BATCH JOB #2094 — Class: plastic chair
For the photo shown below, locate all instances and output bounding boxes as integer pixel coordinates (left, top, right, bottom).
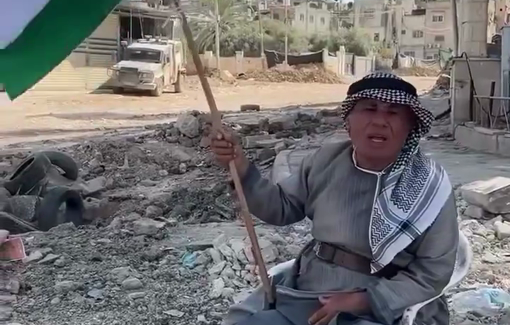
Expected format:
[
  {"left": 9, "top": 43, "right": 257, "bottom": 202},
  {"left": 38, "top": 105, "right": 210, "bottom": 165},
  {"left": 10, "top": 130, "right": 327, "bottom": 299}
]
[
  {"left": 399, "top": 230, "right": 472, "bottom": 325},
  {"left": 267, "top": 230, "right": 473, "bottom": 325}
]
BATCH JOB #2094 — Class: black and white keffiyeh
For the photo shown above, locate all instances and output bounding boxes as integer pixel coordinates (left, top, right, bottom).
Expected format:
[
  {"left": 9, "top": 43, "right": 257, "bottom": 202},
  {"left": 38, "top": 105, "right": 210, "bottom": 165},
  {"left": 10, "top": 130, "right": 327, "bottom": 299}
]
[{"left": 341, "top": 72, "right": 452, "bottom": 273}]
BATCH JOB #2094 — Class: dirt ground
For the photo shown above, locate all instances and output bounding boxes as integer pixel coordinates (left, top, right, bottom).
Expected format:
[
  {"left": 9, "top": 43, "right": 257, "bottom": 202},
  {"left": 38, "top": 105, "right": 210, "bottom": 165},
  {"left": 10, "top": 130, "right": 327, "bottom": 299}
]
[{"left": 0, "top": 76, "right": 437, "bottom": 147}]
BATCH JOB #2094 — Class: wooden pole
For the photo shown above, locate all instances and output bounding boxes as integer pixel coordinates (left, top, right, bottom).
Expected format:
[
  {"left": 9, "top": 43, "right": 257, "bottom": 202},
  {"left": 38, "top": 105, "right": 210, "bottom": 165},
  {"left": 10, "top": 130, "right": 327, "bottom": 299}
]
[{"left": 172, "top": 0, "right": 274, "bottom": 306}]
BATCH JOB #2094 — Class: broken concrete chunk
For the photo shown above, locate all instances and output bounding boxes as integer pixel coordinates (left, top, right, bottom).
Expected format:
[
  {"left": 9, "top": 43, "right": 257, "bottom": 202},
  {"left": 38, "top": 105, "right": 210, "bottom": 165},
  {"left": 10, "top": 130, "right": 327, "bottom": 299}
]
[
  {"left": 461, "top": 177, "right": 510, "bottom": 214},
  {"left": 132, "top": 218, "right": 166, "bottom": 236},
  {"left": 175, "top": 114, "right": 200, "bottom": 138},
  {"left": 242, "top": 135, "right": 284, "bottom": 149},
  {"left": 495, "top": 221, "right": 510, "bottom": 239},
  {"left": 463, "top": 205, "right": 495, "bottom": 220}
]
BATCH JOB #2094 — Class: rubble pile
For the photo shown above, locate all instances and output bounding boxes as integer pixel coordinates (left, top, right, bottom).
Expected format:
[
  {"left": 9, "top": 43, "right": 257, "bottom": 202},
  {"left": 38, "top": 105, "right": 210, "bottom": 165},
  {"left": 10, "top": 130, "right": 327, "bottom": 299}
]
[
  {"left": 239, "top": 64, "right": 345, "bottom": 84},
  {"left": 449, "top": 177, "right": 510, "bottom": 324},
  {"left": 394, "top": 66, "right": 439, "bottom": 77}
]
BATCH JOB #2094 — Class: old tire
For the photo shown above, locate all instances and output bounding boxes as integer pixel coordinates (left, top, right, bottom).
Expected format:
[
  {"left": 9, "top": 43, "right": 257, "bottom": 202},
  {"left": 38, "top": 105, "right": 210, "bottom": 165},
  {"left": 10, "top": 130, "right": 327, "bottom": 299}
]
[
  {"left": 36, "top": 186, "right": 85, "bottom": 231},
  {"left": 151, "top": 78, "right": 163, "bottom": 97},
  {"left": 240, "top": 104, "right": 261, "bottom": 112},
  {"left": 40, "top": 151, "right": 79, "bottom": 181},
  {"left": 113, "top": 87, "right": 124, "bottom": 94},
  {"left": 174, "top": 73, "right": 182, "bottom": 93},
  {"left": 4, "top": 153, "right": 52, "bottom": 195}
]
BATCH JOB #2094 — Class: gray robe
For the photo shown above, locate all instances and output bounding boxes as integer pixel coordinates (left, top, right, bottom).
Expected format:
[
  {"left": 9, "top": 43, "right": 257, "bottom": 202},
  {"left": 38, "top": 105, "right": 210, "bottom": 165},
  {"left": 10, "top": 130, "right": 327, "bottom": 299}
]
[{"left": 223, "top": 141, "right": 459, "bottom": 325}]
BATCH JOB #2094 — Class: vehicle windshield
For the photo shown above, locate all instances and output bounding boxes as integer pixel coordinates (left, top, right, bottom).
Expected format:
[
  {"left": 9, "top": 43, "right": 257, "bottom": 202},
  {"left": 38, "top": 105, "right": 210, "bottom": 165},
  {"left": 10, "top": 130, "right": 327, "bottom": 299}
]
[{"left": 125, "top": 49, "right": 162, "bottom": 63}]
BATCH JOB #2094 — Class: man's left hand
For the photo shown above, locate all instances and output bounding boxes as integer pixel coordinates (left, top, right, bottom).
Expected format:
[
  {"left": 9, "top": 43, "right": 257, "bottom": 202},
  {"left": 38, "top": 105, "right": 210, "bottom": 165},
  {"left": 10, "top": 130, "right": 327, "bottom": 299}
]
[{"left": 308, "top": 292, "right": 371, "bottom": 325}]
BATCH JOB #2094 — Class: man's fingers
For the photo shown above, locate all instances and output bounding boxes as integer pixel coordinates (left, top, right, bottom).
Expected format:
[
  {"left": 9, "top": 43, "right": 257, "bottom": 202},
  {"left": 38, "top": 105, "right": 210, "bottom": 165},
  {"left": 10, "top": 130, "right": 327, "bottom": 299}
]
[
  {"left": 315, "top": 314, "right": 334, "bottom": 325},
  {"left": 308, "top": 307, "right": 328, "bottom": 325}
]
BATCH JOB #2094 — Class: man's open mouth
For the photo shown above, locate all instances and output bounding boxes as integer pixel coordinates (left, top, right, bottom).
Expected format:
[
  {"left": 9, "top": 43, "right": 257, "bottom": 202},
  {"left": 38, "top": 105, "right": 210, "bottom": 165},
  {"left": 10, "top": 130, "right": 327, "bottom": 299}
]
[{"left": 368, "top": 135, "right": 387, "bottom": 143}]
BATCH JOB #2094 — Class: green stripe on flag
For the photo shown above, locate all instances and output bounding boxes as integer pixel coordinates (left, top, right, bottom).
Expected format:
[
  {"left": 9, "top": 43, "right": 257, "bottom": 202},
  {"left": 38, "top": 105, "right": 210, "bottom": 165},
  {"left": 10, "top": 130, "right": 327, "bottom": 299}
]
[{"left": 0, "top": 0, "right": 121, "bottom": 100}]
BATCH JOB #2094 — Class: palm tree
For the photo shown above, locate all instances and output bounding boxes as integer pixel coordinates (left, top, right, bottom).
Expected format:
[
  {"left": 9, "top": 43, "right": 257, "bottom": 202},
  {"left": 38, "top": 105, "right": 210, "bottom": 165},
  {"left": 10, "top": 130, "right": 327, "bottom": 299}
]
[{"left": 189, "top": 0, "right": 254, "bottom": 53}]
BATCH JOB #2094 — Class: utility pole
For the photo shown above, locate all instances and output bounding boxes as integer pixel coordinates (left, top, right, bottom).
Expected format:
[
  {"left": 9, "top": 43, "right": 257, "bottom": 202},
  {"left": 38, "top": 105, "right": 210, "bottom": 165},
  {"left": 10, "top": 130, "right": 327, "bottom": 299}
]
[
  {"left": 450, "top": 0, "right": 459, "bottom": 56},
  {"left": 305, "top": 0, "right": 309, "bottom": 34},
  {"left": 215, "top": 0, "right": 221, "bottom": 72},
  {"left": 284, "top": 0, "right": 289, "bottom": 68},
  {"left": 258, "top": 0, "right": 265, "bottom": 56}
]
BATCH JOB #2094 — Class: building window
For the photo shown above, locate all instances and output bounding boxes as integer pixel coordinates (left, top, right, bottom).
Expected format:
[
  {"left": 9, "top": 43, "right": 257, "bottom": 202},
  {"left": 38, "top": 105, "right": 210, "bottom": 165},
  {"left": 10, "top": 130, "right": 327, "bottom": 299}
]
[
  {"left": 309, "top": 15, "right": 314, "bottom": 23},
  {"left": 433, "top": 54, "right": 439, "bottom": 59},
  {"left": 320, "top": 17, "right": 325, "bottom": 25},
  {"left": 403, "top": 51, "right": 415, "bottom": 57},
  {"left": 506, "top": 13, "right": 510, "bottom": 23},
  {"left": 434, "top": 35, "right": 445, "bottom": 42},
  {"left": 374, "top": 33, "right": 380, "bottom": 42},
  {"left": 412, "top": 30, "right": 423, "bottom": 38},
  {"left": 401, "top": 30, "right": 406, "bottom": 35},
  {"left": 432, "top": 14, "right": 444, "bottom": 22},
  {"left": 300, "top": 14, "right": 305, "bottom": 21},
  {"left": 273, "top": 13, "right": 280, "bottom": 20}
]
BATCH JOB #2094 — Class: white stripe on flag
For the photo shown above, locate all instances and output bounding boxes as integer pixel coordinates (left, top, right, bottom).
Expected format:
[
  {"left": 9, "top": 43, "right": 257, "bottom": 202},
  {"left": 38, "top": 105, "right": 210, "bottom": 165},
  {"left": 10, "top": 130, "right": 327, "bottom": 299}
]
[{"left": 0, "top": 0, "right": 50, "bottom": 49}]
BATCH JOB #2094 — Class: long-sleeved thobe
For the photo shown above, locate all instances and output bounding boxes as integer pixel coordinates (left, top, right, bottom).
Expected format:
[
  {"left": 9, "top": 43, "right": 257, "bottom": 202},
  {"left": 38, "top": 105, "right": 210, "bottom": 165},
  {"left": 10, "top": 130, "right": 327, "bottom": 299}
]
[{"left": 223, "top": 141, "right": 459, "bottom": 325}]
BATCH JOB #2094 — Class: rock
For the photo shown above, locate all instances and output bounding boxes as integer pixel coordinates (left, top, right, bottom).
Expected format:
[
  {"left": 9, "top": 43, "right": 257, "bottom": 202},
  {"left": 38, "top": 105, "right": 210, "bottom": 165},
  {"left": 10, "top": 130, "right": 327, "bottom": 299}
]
[
  {"left": 158, "top": 169, "right": 169, "bottom": 177},
  {"left": 54, "top": 281, "right": 80, "bottom": 294},
  {"left": 208, "top": 248, "right": 223, "bottom": 264},
  {"left": 83, "top": 197, "right": 110, "bottom": 221},
  {"left": 108, "top": 217, "right": 123, "bottom": 230},
  {"left": 38, "top": 253, "right": 60, "bottom": 264},
  {"left": 229, "top": 239, "right": 248, "bottom": 264},
  {"left": 213, "top": 234, "right": 228, "bottom": 248},
  {"left": 86, "top": 289, "right": 104, "bottom": 300},
  {"left": 178, "top": 163, "right": 187, "bottom": 174},
  {"left": 464, "top": 205, "right": 495, "bottom": 219},
  {"left": 3, "top": 280, "right": 19, "bottom": 294},
  {"left": 208, "top": 261, "right": 227, "bottom": 276},
  {"left": 221, "top": 287, "right": 235, "bottom": 299},
  {"left": 243, "top": 135, "right": 284, "bottom": 149},
  {"left": 209, "top": 278, "right": 225, "bottom": 299},
  {"left": 5, "top": 196, "right": 39, "bottom": 222},
  {"left": 176, "top": 114, "right": 200, "bottom": 138},
  {"left": 171, "top": 147, "right": 193, "bottom": 162},
  {"left": 461, "top": 177, "right": 510, "bottom": 214},
  {"left": 144, "top": 205, "right": 163, "bottom": 219},
  {"left": 128, "top": 292, "right": 147, "bottom": 300},
  {"left": 218, "top": 243, "right": 235, "bottom": 260},
  {"left": 220, "top": 70, "right": 236, "bottom": 83},
  {"left": 185, "top": 240, "right": 213, "bottom": 252},
  {"left": 482, "top": 252, "right": 500, "bottom": 263},
  {"left": 495, "top": 221, "right": 510, "bottom": 239},
  {"left": 80, "top": 176, "right": 107, "bottom": 196},
  {"left": 132, "top": 218, "right": 166, "bottom": 236},
  {"left": 23, "top": 250, "right": 44, "bottom": 263},
  {"left": 122, "top": 277, "right": 143, "bottom": 291},
  {"left": 0, "top": 295, "right": 15, "bottom": 304},
  {"left": 197, "top": 314, "right": 208, "bottom": 323},
  {"left": 110, "top": 267, "right": 133, "bottom": 284},
  {"left": 244, "top": 238, "right": 278, "bottom": 263},
  {"left": 164, "top": 309, "right": 185, "bottom": 318}
]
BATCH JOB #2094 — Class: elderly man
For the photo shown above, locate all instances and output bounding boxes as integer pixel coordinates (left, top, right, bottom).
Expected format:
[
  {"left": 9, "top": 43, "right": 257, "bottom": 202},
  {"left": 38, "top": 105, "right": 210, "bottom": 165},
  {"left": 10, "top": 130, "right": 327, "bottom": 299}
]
[{"left": 210, "top": 73, "right": 458, "bottom": 325}]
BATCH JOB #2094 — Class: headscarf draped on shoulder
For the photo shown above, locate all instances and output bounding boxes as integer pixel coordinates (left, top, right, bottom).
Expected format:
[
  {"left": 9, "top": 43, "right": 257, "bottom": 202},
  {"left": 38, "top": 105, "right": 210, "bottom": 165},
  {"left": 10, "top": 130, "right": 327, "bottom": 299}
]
[{"left": 341, "top": 72, "right": 452, "bottom": 272}]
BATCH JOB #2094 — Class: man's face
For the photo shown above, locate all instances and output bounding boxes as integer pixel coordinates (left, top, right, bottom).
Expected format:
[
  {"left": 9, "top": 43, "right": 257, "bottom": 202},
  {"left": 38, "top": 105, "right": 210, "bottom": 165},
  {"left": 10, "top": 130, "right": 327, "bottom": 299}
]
[{"left": 347, "top": 98, "right": 416, "bottom": 161}]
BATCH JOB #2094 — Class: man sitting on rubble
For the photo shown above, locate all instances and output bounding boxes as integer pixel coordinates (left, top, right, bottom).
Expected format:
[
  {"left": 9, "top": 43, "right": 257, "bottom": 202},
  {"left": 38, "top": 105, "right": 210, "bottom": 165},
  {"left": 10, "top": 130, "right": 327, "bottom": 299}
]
[{"left": 210, "top": 73, "right": 459, "bottom": 325}]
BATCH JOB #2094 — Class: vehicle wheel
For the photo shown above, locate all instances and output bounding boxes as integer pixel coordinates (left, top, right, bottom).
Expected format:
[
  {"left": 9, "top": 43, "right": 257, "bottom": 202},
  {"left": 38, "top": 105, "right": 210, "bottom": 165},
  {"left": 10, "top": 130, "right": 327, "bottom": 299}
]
[
  {"left": 4, "top": 153, "right": 52, "bottom": 195},
  {"left": 36, "top": 186, "right": 85, "bottom": 231},
  {"left": 40, "top": 151, "right": 79, "bottom": 181},
  {"left": 151, "top": 78, "right": 163, "bottom": 97},
  {"left": 174, "top": 73, "right": 182, "bottom": 93},
  {"left": 113, "top": 87, "right": 124, "bottom": 94}
]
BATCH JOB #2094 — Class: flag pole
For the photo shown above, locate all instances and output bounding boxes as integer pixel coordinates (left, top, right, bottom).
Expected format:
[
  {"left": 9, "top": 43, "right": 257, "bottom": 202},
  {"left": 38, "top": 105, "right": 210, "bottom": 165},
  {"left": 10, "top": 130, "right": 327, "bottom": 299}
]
[{"left": 171, "top": 0, "right": 275, "bottom": 307}]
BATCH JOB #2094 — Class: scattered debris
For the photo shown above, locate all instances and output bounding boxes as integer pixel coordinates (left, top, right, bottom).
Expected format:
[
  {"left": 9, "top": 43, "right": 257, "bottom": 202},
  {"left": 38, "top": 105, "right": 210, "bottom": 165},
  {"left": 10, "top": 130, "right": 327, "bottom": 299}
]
[{"left": 238, "top": 64, "right": 345, "bottom": 84}]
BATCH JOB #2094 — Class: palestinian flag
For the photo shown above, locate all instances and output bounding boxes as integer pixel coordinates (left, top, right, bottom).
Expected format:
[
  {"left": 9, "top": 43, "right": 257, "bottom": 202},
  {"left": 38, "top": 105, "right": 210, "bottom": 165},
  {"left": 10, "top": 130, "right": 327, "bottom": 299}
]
[{"left": 0, "top": 0, "right": 121, "bottom": 100}]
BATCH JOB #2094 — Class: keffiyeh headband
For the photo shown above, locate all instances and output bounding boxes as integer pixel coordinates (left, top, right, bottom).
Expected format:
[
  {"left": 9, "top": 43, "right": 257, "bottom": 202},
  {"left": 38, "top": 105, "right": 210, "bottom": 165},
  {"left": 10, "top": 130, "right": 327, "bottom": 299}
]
[{"left": 341, "top": 73, "right": 452, "bottom": 272}]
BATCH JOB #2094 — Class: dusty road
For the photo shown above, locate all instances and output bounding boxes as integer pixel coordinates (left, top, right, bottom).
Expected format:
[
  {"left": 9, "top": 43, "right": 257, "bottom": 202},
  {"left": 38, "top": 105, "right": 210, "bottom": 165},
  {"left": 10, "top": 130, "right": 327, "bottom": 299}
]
[{"left": 0, "top": 76, "right": 437, "bottom": 146}]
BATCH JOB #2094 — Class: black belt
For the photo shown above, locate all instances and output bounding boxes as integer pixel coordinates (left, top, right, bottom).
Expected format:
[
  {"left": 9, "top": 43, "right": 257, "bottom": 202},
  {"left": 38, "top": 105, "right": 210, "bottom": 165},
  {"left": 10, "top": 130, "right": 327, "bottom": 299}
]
[{"left": 314, "top": 241, "right": 401, "bottom": 279}]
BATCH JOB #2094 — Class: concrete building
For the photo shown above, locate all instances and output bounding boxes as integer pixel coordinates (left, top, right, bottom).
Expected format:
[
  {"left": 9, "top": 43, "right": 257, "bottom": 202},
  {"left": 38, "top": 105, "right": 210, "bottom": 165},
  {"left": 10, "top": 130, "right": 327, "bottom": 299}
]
[
  {"left": 421, "top": 0, "right": 454, "bottom": 59},
  {"left": 400, "top": 8, "right": 427, "bottom": 59},
  {"left": 353, "top": 0, "right": 389, "bottom": 43},
  {"left": 293, "top": 1, "right": 332, "bottom": 34},
  {"left": 495, "top": 0, "right": 510, "bottom": 31}
]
